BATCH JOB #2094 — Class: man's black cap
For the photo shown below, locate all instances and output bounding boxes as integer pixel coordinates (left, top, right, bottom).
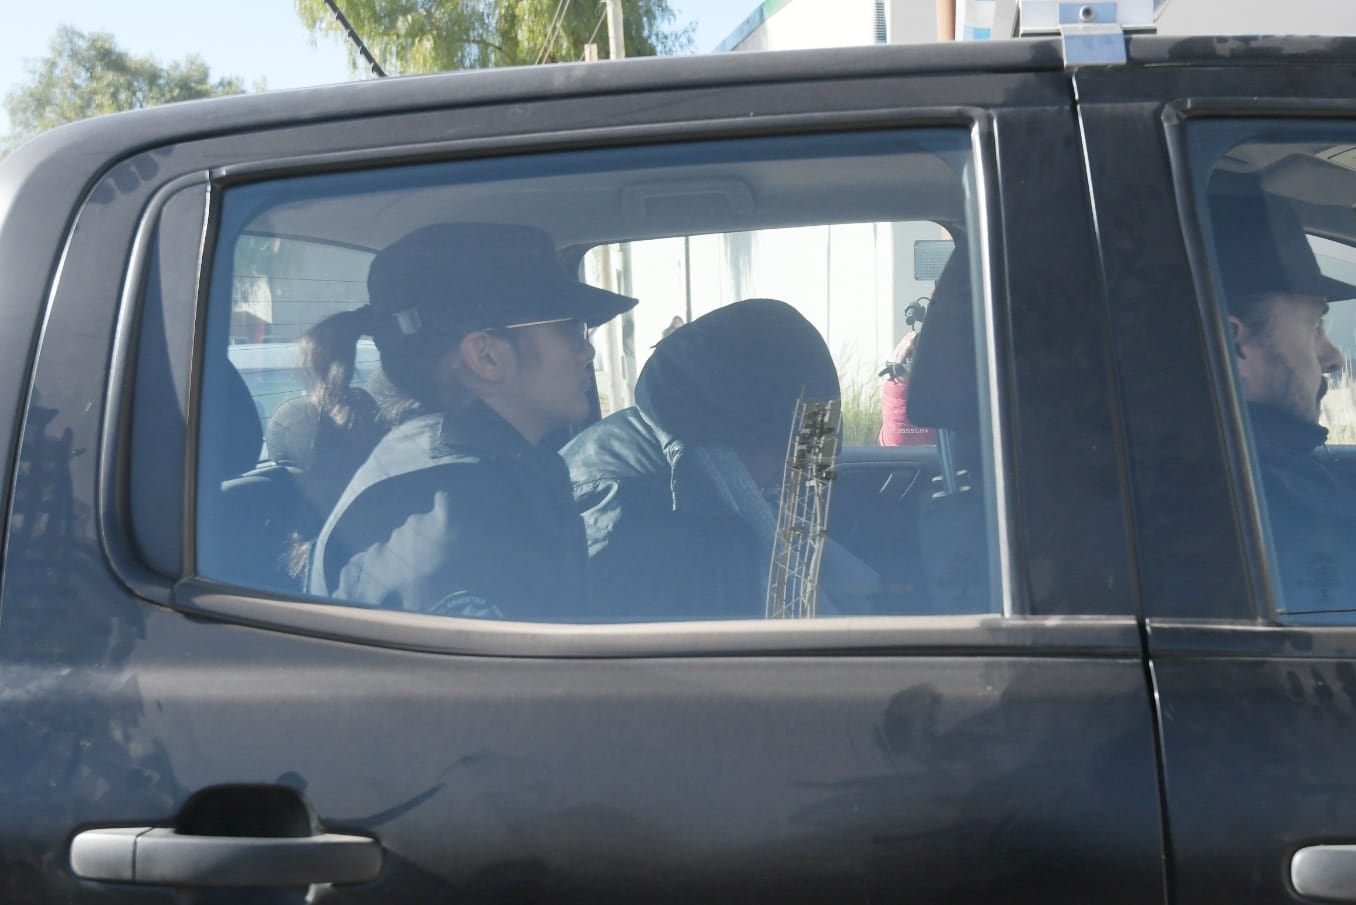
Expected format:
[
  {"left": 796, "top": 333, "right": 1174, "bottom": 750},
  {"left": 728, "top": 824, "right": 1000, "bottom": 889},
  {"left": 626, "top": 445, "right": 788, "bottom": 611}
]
[
  {"left": 367, "top": 222, "right": 637, "bottom": 349},
  {"left": 1207, "top": 176, "right": 1346, "bottom": 310}
]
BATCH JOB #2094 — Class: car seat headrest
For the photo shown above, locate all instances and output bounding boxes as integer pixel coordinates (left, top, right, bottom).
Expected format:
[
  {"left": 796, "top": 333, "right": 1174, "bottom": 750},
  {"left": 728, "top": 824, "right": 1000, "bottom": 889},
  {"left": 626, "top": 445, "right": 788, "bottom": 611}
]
[
  {"left": 907, "top": 245, "right": 980, "bottom": 435},
  {"left": 636, "top": 298, "right": 839, "bottom": 452}
]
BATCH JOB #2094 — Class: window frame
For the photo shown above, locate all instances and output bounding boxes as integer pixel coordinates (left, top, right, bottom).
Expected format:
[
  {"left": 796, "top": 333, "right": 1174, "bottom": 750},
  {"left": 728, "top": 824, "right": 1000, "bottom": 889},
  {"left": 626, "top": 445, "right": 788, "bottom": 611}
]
[
  {"left": 187, "top": 120, "right": 1014, "bottom": 639},
  {"left": 1166, "top": 108, "right": 1356, "bottom": 625},
  {"left": 106, "top": 87, "right": 1137, "bottom": 657},
  {"left": 102, "top": 173, "right": 210, "bottom": 604}
]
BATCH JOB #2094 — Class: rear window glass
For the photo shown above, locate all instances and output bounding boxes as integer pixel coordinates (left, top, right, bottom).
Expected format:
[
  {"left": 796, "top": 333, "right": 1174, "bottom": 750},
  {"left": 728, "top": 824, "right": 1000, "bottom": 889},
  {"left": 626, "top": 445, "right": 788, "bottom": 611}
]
[
  {"left": 195, "top": 130, "right": 1001, "bottom": 624},
  {"left": 1187, "top": 121, "right": 1356, "bottom": 622}
]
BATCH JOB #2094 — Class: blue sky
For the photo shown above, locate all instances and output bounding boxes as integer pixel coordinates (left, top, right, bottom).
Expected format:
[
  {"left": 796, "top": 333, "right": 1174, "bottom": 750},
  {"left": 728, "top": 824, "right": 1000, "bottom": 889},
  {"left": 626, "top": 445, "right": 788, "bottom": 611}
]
[{"left": 1, "top": 0, "right": 753, "bottom": 134}]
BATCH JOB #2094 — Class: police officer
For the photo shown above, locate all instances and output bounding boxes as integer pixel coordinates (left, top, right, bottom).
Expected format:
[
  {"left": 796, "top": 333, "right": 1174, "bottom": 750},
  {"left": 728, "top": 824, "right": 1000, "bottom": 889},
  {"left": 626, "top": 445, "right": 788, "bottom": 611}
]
[
  {"left": 1212, "top": 179, "right": 1356, "bottom": 614},
  {"left": 308, "top": 222, "right": 636, "bottom": 620}
]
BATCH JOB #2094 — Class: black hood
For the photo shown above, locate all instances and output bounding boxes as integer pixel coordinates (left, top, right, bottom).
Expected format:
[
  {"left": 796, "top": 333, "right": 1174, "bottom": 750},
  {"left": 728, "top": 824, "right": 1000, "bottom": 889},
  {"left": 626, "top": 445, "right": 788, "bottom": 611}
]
[{"left": 634, "top": 298, "right": 839, "bottom": 452}]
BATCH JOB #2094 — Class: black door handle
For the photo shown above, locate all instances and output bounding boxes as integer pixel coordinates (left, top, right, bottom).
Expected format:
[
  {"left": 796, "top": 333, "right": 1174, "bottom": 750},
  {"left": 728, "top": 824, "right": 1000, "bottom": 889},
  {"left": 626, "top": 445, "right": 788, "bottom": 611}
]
[
  {"left": 70, "top": 826, "right": 382, "bottom": 886},
  {"left": 1293, "top": 845, "right": 1356, "bottom": 901}
]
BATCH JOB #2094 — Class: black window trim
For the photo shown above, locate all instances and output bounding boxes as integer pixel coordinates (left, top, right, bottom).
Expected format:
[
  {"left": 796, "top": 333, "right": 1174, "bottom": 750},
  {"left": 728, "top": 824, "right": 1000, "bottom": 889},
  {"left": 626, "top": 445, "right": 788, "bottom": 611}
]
[
  {"left": 172, "top": 577, "right": 1144, "bottom": 658},
  {"left": 100, "top": 170, "right": 211, "bottom": 608}
]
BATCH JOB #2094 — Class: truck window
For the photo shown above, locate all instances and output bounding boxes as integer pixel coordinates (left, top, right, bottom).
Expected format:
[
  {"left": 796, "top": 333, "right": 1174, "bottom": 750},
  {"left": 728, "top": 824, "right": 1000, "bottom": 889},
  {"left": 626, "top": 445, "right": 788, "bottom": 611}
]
[
  {"left": 194, "top": 129, "right": 1003, "bottom": 623},
  {"left": 1187, "top": 121, "right": 1356, "bottom": 621}
]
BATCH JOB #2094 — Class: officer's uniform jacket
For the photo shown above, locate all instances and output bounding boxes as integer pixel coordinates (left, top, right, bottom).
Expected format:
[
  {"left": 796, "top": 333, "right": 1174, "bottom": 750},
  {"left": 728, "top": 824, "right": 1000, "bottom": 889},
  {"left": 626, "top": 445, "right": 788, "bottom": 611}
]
[
  {"left": 1250, "top": 402, "right": 1356, "bottom": 616},
  {"left": 309, "top": 400, "right": 587, "bottom": 619}
]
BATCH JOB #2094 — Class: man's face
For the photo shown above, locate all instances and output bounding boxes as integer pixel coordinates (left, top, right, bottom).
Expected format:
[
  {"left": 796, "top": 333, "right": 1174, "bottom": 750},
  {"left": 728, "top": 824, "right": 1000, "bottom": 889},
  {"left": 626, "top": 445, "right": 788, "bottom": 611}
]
[
  {"left": 501, "top": 318, "right": 596, "bottom": 443},
  {"left": 1233, "top": 294, "right": 1345, "bottom": 425}
]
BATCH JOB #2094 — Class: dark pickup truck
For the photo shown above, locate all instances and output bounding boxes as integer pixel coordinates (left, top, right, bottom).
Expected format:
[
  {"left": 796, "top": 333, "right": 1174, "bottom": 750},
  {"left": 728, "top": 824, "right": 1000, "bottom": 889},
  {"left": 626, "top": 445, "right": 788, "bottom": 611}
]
[{"left": 4, "top": 19, "right": 1356, "bottom": 905}]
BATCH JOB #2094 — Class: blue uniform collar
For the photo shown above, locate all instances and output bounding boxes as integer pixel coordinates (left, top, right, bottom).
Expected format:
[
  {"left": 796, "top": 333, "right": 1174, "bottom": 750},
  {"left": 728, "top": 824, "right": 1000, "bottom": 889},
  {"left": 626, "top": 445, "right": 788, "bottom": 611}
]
[
  {"left": 436, "top": 399, "right": 539, "bottom": 459},
  {"left": 1248, "top": 403, "right": 1329, "bottom": 456}
]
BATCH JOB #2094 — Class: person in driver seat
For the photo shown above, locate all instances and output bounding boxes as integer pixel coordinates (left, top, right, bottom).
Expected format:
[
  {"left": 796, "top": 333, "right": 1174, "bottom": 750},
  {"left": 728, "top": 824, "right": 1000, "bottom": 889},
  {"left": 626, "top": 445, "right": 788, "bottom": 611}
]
[
  {"left": 308, "top": 222, "right": 636, "bottom": 619},
  {"left": 1212, "top": 179, "right": 1356, "bottom": 615}
]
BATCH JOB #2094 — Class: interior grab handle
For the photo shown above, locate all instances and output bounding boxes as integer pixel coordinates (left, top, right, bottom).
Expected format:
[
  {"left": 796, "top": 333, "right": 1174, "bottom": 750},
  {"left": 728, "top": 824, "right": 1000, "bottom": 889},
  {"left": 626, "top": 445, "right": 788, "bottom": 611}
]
[
  {"left": 70, "top": 826, "right": 382, "bottom": 887},
  {"left": 1293, "top": 845, "right": 1356, "bottom": 901}
]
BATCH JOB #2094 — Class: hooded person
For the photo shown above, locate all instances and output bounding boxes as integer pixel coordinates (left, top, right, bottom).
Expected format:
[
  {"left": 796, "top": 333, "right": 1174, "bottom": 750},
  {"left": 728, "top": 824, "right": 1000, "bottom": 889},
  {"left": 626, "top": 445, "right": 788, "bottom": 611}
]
[
  {"left": 1210, "top": 175, "right": 1356, "bottom": 614},
  {"left": 562, "top": 298, "right": 879, "bottom": 622},
  {"left": 307, "top": 222, "right": 636, "bottom": 619}
]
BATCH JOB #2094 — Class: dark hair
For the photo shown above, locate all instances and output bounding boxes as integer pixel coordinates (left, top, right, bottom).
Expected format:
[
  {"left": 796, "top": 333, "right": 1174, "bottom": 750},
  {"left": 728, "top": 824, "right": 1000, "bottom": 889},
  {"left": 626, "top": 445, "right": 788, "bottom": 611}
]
[
  {"left": 365, "top": 365, "right": 427, "bottom": 428},
  {"left": 298, "top": 307, "right": 377, "bottom": 428},
  {"left": 379, "top": 323, "right": 540, "bottom": 417},
  {"left": 303, "top": 305, "right": 457, "bottom": 421},
  {"left": 1227, "top": 293, "right": 1277, "bottom": 337}
]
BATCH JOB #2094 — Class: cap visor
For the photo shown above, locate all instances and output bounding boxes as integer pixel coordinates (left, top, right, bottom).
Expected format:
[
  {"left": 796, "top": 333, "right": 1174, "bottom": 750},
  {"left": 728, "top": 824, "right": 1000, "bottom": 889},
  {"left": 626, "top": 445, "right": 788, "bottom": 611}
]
[
  {"left": 1320, "top": 274, "right": 1356, "bottom": 302},
  {"left": 567, "top": 281, "right": 638, "bottom": 327}
]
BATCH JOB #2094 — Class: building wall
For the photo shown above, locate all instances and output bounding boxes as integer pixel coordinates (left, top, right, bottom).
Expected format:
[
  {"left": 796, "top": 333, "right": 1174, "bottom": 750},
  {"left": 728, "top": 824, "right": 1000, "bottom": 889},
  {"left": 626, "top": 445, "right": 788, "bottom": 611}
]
[
  {"left": 888, "top": 0, "right": 942, "bottom": 43},
  {"left": 722, "top": 0, "right": 879, "bottom": 52},
  {"left": 709, "top": 2, "right": 960, "bottom": 394},
  {"left": 596, "top": 222, "right": 949, "bottom": 376},
  {"left": 581, "top": 218, "right": 952, "bottom": 421},
  {"left": 720, "top": 0, "right": 1356, "bottom": 51},
  {"left": 721, "top": 0, "right": 942, "bottom": 51},
  {"left": 1155, "top": 0, "right": 1356, "bottom": 36}
]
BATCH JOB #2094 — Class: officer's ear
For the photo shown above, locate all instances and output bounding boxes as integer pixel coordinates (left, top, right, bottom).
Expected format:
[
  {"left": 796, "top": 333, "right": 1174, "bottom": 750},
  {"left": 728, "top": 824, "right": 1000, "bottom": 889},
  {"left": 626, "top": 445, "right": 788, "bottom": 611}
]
[
  {"left": 1227, "top": 315, "right": 1249, "bottom": 360},
  {"left": 456, "top": 330, "right": 512, "bottom": 383}
]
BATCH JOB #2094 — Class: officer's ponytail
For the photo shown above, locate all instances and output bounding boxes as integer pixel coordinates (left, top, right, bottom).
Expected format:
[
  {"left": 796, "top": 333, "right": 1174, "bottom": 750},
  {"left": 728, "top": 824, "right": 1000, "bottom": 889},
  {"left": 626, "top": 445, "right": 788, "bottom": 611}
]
[{"left": 298, "top": 306, "right": 377, "bottom": 429}]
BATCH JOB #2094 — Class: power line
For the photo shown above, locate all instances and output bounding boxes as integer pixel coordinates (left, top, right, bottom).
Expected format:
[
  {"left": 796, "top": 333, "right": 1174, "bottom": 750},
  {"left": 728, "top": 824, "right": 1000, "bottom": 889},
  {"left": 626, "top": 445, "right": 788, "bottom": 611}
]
[
  {"left": 323, "top": 0, "right": 387, "bottom": 77},
  {"left": 536, "top": 0, "right": 572, "bottom": 64},
  {"left": 535, "top": 0, "right": 574, "bottom": 64},
  {"left": 581, "top": 3, "right": 608, "bottom": 59}
]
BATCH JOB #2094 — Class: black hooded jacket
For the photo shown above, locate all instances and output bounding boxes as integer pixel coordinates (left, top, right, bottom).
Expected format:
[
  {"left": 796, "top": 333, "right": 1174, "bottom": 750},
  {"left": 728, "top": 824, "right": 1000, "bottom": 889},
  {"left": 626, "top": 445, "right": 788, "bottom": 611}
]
[
  {"left": 560, "top": 299, "right": 839, "bottom": 622},
  {"left": 1249, "top": 403, "right": 1356, "bottom": 616}
]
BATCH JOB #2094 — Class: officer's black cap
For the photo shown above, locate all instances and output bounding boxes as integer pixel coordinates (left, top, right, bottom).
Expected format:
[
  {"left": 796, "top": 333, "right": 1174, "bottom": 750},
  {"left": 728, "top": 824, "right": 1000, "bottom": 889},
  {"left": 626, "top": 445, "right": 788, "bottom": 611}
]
[
  {"left": 1206, "top": 175, "right": 1347, "bottom": 313},
  {"left": 367, "top": 222, "right": 637, "bottom": 350}
]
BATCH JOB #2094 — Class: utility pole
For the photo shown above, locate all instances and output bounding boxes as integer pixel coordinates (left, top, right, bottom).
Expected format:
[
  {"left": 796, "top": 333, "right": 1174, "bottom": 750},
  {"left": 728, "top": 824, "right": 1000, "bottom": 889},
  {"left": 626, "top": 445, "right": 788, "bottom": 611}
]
[
  {"left": 606, "top": 0, "right": 626, "bottom": 59},
  {"left": 937, "top": 0, "right": 956, "bottom": 40}
]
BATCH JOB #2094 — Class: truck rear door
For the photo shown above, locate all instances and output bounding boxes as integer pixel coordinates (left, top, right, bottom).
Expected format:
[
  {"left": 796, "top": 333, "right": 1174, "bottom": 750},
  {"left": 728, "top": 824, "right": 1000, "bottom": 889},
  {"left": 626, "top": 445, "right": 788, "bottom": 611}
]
[{"left": 0, "top": 46, "right": 1165, "bottom": 904}]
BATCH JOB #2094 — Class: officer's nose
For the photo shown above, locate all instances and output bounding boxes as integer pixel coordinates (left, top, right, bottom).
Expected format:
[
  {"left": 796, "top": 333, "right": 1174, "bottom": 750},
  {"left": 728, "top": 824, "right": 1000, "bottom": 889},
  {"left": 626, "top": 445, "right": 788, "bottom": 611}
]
[{"left": 1319, "top": 329, "right": 1344, "bottom": 374}]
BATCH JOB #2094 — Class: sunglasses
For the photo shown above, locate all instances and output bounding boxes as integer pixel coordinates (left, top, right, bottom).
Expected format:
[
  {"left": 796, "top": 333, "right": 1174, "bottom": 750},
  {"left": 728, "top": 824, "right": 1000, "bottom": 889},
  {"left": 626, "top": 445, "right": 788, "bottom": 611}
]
[{"left": 493, "top": 317, "right": 593, "bottom": 347}]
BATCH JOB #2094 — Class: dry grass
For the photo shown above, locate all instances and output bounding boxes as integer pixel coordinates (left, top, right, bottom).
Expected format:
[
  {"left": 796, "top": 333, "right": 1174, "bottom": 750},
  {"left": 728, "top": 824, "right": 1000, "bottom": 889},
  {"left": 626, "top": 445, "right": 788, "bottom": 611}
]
[
  {"left": 1322, "top": 370, "right": 1356, "bottom": 443},
  {"left": 836, "top": 348, "right": 884, "bottom": 447}
]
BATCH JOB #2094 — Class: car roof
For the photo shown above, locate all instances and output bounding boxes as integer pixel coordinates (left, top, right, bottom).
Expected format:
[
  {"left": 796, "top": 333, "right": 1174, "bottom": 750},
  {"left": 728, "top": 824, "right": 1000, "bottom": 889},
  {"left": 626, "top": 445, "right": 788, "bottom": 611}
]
[
  {"left": 7, "top": 34, "right": 1356, "bottom": 309},
  {"left": 1, "top": 39, "right": 1065, "bottom": 171},
  {"left": 10, "top": 32, "right": 1356, "bottom": 188}
]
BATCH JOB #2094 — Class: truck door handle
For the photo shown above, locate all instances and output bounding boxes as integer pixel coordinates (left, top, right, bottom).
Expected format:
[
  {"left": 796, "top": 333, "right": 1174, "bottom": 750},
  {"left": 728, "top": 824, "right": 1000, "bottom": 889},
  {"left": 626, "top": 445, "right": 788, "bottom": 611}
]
[
  {"left": 70, "top": 827, "right": 382, "bottom": 886},
  {"left": 1292, "top": 845, "right": 1356, "bottom": 901}
]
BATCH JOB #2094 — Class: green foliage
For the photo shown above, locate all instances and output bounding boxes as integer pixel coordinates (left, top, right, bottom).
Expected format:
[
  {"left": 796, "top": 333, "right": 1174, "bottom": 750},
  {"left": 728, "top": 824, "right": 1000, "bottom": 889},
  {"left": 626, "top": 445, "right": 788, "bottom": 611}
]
[
  {"left": 4, "top": 26, "right": 245, "bottom": 149},
  {"left": 294, "top": 0, "right": 694, "bottom": 73}
]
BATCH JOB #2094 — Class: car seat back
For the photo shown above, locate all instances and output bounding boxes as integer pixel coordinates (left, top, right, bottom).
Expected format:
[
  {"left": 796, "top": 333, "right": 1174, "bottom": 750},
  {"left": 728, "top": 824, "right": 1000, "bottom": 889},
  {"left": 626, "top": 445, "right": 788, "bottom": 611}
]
[{"left": 907, "top": 242, "right": 994, "bottom": 614}]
